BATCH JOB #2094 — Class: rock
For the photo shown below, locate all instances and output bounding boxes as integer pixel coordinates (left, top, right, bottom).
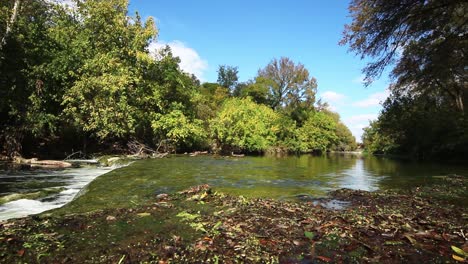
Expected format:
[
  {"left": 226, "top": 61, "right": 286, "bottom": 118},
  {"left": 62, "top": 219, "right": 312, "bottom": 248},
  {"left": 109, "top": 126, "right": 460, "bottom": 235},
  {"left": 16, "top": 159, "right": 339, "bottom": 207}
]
[
  {"left": 106, "top": 215, "right": 116, "bottom": 221},
  {"left": 156, "top": 193, "right": 169, "bottom": 200}
]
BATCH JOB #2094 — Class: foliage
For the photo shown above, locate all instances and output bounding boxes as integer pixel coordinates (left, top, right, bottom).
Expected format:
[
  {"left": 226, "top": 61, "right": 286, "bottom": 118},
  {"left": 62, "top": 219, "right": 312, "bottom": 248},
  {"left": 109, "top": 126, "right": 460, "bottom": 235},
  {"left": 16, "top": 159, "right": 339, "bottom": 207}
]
[
  {"left": 362, "top": 120, "right": 398, "bottom": 155},
  {"left": 0, "top": 1, "right": 356, "bottom": 156},
  {"left": 321, "top": 110, "right": 357, "bottom": 151},
  {"left": 210, "top": 98, "right": 281, "bottom": 153},
  {"left": 217, "top": 65, "right": 239, "bottom": 91},
  {"left": 257, "top": 57, "right": 317, "bottom": 113},
  {"left": 234, "top": 79, "right": 271, "bottom": 106},
  {"left": 341, "top": 0, "right": 467, "bottom": 113},
  {"left": 343, "top": 0, "right": 467, "bottom": 159},
  {"left": 151, "top": 104, "right": 206, "bottom": 149},
  {"left": 362, "top": 90, "right": 467, "bottom": 159},
  {"left": 0, "top": 0, "right": 57, "bottom": 155},
  {"left": 295, "top": 112, "right": 338, "bottom": 153}
]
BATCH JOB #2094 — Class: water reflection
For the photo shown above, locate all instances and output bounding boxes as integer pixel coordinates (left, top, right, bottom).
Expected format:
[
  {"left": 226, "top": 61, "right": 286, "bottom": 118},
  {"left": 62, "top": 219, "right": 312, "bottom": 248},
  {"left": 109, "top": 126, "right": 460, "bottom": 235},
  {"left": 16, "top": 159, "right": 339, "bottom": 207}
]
[{"left": 2, "top": 154, "right": 468, "bottom": 218}]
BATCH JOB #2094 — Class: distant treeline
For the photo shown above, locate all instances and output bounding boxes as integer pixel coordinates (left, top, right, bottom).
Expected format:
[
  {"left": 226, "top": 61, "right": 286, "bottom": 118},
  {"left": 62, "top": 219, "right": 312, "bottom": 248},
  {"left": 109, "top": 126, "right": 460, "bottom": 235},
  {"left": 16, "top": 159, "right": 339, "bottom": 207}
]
[{"left": 0, "top": 0, "right": 356, "bottom": 158}]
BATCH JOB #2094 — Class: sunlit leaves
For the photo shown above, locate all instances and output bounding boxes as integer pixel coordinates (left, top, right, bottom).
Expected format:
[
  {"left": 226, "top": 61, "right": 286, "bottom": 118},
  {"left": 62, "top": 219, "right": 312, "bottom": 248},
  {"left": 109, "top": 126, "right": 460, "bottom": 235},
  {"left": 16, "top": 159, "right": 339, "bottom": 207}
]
[{"left": 210, "top": 97, "right": 281, "bottom": 152}]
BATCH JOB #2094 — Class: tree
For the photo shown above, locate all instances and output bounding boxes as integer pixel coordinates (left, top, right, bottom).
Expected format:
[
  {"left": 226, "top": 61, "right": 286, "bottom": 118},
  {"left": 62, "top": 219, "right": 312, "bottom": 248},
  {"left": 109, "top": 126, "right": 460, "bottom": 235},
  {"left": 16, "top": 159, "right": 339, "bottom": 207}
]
[
  {"left": 363, "top": 89, "right": 467, "bottom": 159},
  {"left": 217, "top": 65, "right": 238, "bottom": 91},
  {"left": 321, "top": 110, "right": 357, "bottom": 151},
  {"left": 234, "top": 79, "right": 270, "bottom": 106},
  {"left": 341, "top": 0, "right": 467, "bottom": 112},
  {"left": 0, "top": 0, "right": 21, "bottom": 50},
  {"left": 0, "top": 0, "right": 55, "bottom": 156},
  {"left": 257, "top": 57, "right": 317, "bottom": 116},
  {"left": 210, "top": 97, "right": 281, "bottom": 153},
  {"left": 61, "top": 0, "right": 157, "bottom": 141},
  {"left": 295, "top": 112, "right": 338, "bottom": 153}
]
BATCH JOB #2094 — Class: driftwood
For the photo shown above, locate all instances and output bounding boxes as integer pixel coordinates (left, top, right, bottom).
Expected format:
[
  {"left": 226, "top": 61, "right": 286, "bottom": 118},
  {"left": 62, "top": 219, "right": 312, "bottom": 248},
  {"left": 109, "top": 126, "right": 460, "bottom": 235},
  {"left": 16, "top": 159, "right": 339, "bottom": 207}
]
[
  {"left": 128, "top": 140, "right": 169, "bottom": 158},
  {"left": 128, "top": 140, "right": 157, "bottom": 156},
  {"left": 189, "top": 151, "right": 208, "bottom": 157},
  {"left": 15, "top": 157, "right": 72, "bottom": 168}
]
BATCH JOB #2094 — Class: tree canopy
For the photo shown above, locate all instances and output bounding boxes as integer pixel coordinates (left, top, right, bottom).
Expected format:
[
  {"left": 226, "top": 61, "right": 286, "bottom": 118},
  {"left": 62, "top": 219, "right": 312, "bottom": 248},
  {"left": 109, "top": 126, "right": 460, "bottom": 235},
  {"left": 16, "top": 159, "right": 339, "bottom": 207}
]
[
  {"left": 341, "top": 0, "right": 467, "bottom": 113},
  {"left": 0, "top": 0, "right": 356, "bottom": 158},
  {"left": 343, "top": 0, "right": 468, "bottom": 159},
  {"left": 257, "top": 57, "right": 317, "bottom": 112}
]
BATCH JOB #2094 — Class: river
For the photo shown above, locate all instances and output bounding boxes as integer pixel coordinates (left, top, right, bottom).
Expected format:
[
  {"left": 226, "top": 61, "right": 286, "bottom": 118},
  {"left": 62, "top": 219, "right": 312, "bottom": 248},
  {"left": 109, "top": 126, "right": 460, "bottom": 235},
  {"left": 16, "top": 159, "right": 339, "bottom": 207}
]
[{"left": 1, "top": 154, "right": 467, "bottom": 220}]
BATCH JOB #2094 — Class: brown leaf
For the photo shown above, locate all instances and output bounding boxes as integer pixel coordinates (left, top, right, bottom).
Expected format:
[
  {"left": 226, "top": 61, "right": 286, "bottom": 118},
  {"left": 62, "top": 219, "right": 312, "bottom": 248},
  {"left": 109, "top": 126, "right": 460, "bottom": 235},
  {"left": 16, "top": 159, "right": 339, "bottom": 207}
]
[
  {"left": 17, "top": 249, "right": 25, "bottom": 257},
  {"left": 292, "top": 240, "right": 303, "bottom": 246},
  {"left": 316, "top": 255, "right": 331, "bottom": 262}
]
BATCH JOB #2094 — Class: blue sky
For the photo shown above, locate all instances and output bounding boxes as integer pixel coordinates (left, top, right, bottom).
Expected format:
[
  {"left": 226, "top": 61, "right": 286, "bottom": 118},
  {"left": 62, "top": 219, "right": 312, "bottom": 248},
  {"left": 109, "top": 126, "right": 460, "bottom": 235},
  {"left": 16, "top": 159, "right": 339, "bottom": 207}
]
[{"left": 129, "top": 0, "right": 390, "bottom": 141}]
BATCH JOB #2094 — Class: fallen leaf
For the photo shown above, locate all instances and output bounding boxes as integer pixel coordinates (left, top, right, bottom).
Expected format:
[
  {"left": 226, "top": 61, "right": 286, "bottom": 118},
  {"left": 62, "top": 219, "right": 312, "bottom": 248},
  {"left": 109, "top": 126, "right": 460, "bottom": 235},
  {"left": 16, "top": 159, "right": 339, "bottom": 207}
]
[
  {"left": 137, "top": 212, "right": 151, "bottom": 217},
  {"left": 451, "top": 245, "right": 468, "bottom": 257},
  {"left": 404, "top": 234, "right": 417, "bottom": 245},
  {"left": 304, "top": 231, "right": 315, "bottom": 240},
  {"left": 452, "top": 254, "right": 465, "bottom": 262},
  {"left": 17, "top": 249, "right": 25, "bottom": 257},
  {"left": 293, "top": 240, "right": 303, "bottom": 246},
  {"left": 316, "top": 255, "right": 331, "bottom": 262}
]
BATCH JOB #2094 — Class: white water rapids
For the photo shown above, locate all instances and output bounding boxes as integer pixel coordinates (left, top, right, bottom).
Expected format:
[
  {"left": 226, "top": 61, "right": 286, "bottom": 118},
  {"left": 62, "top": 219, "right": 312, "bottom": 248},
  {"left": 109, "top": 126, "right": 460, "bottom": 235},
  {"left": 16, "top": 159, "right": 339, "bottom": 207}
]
[{"left": 0, "top": 166, "right": 115, "bottom": 221}]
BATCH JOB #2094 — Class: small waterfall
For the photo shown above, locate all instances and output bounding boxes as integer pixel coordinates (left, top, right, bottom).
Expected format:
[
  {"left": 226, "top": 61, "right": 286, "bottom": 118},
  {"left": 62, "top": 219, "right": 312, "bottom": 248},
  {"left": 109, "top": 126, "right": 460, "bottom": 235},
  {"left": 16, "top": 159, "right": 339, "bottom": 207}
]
[{"left": 0, "top": 167, "right": 114, "bottom": 221}]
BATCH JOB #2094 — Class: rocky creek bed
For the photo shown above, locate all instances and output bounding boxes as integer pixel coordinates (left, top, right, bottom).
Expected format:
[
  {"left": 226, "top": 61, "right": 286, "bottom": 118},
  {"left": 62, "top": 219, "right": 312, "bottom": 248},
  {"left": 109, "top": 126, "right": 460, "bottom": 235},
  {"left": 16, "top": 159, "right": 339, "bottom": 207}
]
[{"left": 0, "top": 176, "right": 466, "bottom": 263}]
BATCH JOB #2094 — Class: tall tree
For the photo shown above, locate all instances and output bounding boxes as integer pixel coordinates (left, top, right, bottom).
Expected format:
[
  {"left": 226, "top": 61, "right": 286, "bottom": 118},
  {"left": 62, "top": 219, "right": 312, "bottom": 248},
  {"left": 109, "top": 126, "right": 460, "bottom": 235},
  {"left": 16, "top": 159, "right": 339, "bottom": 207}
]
[
  {"left": 0, "top": 0, "right": 21, "bottom": 50},
  {"left": 217, "top": 65, "right": 239, "bottom": 91},
  {"left": 257, "top": 57, "right": 317, "bottom": 113},
  {"left": 0, "top": 0, "right": 54, "bottom": 156},
  {"left": 341, "top": 0, "right": 467, "bottom": 112}
]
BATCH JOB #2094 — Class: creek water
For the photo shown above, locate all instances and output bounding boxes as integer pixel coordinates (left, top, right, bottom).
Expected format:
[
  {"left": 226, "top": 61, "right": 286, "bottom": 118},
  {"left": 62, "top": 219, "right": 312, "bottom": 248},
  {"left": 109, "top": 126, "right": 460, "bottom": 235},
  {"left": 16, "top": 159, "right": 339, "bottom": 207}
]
[
  {"left": 1, "top": 154, "right": 467, "bottom": 220},
  {"left": 0, "top": 165, "right": 115, "bottom": 221}
]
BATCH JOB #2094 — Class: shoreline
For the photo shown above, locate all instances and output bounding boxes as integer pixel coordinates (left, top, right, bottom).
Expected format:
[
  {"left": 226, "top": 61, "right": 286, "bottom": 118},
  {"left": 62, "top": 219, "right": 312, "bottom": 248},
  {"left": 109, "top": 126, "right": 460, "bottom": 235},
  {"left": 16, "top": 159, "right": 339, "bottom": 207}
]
[{"left": 0, "top": 175, "right": 466, "bottom": 263}]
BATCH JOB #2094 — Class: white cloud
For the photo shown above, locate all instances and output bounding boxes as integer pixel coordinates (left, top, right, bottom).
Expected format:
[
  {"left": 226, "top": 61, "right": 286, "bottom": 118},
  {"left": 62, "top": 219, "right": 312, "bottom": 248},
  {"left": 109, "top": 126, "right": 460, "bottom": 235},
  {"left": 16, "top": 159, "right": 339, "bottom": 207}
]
[
  {"left": 344, "top": 114, "right": 379, "bottom": 142},
  {"left": 321, "top": 91, "right": 346, "bottom": 104},
  {"left": 346, "top": 114, "right": 378, "bottom": 124},
  {"left": 149, "top": 40, "right": 208, "bottom": 81},
  {"left": 318, "top": 91, "right": 347, "bottom": 111},
  {"left": 352, "top": 90, "right": 389, "bottom": 108}
]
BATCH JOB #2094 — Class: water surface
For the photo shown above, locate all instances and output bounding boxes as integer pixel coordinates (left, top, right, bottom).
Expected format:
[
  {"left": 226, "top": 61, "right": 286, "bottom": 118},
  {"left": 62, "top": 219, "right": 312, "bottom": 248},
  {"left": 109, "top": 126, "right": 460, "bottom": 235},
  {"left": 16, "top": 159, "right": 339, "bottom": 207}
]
[
  {"left": 0, "top": 166, "right": 114, "bottom": 220},
  {"left": 1, "top": 154, "right": 467, "bottom": 219},
  {"left": 56, "top": 154, "right": 468, "bottom": 214}
]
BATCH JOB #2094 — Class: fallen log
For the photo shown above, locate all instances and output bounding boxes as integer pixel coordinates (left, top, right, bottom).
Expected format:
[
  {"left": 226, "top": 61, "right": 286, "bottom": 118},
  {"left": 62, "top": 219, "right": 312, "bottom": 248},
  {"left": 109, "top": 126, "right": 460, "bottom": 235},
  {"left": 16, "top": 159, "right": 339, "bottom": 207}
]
[{"left": 15, "top": 157, "right": 72, "bottom": 168}]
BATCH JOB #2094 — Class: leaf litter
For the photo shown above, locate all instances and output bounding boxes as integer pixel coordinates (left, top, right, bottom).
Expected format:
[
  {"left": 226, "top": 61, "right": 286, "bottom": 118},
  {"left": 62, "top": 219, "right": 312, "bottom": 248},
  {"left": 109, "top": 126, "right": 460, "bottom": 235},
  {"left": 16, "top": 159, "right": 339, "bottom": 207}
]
[{"left": 0, "top": 175, "right": 466, "bottom": 263}]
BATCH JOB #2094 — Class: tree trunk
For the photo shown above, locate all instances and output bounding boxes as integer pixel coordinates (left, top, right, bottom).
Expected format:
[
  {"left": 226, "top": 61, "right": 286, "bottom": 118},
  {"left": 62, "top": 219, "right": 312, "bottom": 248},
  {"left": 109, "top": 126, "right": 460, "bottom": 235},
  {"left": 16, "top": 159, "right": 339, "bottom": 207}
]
[{"left": 0, "top": 0, "right": 21, "bottom": 50}]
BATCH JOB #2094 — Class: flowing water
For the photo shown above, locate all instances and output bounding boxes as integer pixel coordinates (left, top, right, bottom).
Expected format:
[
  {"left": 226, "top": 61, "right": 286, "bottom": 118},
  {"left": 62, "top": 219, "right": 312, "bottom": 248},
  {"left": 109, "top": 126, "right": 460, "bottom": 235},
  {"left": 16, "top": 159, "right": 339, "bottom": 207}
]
[
  {"left": 0, "top": 165, "right": 115, "bottom": 220},
  {"left": 1, "top": 154, "right": 467, "bottom": 220}
]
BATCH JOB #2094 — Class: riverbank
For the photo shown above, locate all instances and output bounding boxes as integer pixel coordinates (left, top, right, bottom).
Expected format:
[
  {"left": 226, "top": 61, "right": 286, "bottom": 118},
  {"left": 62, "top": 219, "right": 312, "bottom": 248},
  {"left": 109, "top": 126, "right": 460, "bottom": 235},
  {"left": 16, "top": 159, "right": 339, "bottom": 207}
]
[{"left": 0, "top": 175, "right": 466, "bottom": 263}]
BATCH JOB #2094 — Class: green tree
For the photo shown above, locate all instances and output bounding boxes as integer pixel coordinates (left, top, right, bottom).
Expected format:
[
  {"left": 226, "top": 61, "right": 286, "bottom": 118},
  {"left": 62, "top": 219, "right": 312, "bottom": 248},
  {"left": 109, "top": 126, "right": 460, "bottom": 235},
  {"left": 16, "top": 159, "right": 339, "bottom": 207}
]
[
  {"left": 234, "top": 78, "right": 271, "bottom": 106},
  {"left": 257, "top": 57, "right": 317, "bottom": 111},
  {"left": 217, "top": 65, "right": 239, "bottom": 91},
  {"left": 364, "top": 90, "right": 467, "bottom": 159},
  {"left": 60, "top": 0, "right": 157, "bottom": 141},
  {"left": 151, "top": 104, "right": 206, "bottom": 150},
  {"left": 210, "top": 97, "right": 281, "bottom": 153},
  {"left": 322, "top": 110, "right": 357, "bottom": 151},
  {"left": 341, "top": 0, "right": 467, "bottom": 113},
  {"left": 0, "top": 0, "right": 56, "bottom": 156},
  {"left": 295, "top": 112, "right": 338, "bottom": 153}
]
